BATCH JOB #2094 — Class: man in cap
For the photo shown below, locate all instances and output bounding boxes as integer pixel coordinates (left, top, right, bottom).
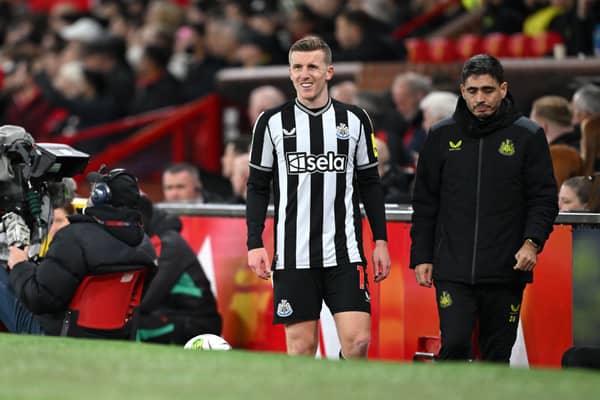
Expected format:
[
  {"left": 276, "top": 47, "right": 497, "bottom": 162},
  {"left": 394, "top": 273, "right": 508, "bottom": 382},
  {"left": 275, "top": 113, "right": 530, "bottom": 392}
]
[{"left": 0, "top": 167, "right": 156, "bottom": 337}]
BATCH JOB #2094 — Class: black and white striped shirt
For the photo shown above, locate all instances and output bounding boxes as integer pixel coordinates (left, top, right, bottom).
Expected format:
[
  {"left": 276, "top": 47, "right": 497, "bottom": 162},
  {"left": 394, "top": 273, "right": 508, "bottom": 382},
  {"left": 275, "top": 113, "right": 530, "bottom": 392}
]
[{"left": 247, "top": 98, "right": 387, "bottom": 269}]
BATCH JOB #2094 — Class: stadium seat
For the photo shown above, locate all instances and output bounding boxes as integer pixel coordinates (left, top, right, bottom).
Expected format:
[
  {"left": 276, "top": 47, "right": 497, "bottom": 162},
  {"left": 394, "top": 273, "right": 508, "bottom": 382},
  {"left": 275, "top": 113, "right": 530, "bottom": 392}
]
[
  {"left": 507, "top": 33, "right": 535, "bottom": 58},
  {"left": 455, "top": 34, "right": 483, "bottom": 60},
  {"left": 428, "top": 37, "right": 459, "bottom": 63},
  {"left": 413, "top": 335, "right": 441, "bottom": 362},
  {"left": 60, "top": 267, "right": 147, "bottom": 339},
  {"left": 481, "top": 33, "right": 510, "bottom": 58},
  {"left": 405, "top": 38, "right": 431, "bottom": 63},
  {"left": 531, "top": 31, "right": 564, "bottom": 57}
]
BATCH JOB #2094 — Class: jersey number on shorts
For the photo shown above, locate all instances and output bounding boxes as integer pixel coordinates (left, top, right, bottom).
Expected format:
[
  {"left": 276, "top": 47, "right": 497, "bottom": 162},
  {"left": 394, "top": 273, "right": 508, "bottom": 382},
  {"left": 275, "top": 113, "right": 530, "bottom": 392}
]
[{"left": 357, "top": 265, "right": 365, "bottom": 290}]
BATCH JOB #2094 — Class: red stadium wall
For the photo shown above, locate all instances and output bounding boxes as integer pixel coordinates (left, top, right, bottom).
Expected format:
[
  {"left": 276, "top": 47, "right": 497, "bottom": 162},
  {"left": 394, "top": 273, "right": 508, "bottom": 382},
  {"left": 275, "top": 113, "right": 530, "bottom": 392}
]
[{"left": 179, "top": 216, "right": 572, "bottom": 367}]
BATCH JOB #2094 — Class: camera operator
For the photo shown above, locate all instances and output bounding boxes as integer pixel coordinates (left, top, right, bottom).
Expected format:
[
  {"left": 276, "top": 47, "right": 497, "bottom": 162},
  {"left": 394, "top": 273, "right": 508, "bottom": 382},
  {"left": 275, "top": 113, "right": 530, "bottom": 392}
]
[{"left": 0, "top": 168, "right": 156, "bottom": 336}]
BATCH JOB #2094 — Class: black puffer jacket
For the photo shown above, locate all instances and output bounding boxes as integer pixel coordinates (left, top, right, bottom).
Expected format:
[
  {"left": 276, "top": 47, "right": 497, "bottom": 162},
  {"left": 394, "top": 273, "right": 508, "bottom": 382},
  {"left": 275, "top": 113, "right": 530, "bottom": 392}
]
[
  {"left": 137, "top": 208, "right": 221, "bottom": 344},
  {"left": 410, "top": 94, "right": 558, "bottom": 284},
  {"left": 9, "top": 205, "right": 157, "bottom": 335}
]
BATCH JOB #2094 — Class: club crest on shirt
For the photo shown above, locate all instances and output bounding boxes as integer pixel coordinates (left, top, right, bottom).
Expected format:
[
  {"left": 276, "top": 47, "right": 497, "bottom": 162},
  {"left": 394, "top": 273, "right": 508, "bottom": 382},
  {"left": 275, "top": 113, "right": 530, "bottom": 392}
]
[
  {"left": 283, "top": 128, "right": 296, "bottom": 137},
  {"left": 336, "top": 123, "right": 350, "bottom": 139},
  {"left": 498, "top": 139, "right": 515, "bottom": 156},
  {"left": 276, "top": 299, "right": 293, "bottom": 317}
]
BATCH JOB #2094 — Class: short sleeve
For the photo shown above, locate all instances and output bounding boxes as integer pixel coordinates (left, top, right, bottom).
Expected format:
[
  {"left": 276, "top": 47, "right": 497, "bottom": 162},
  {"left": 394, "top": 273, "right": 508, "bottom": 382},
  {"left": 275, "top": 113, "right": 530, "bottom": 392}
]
[
  {"left": 354, "top": 108, "right": 378, "bottom": 170},
  {"left": 249, "top": 111, "right": 274, "bottom": 171}
]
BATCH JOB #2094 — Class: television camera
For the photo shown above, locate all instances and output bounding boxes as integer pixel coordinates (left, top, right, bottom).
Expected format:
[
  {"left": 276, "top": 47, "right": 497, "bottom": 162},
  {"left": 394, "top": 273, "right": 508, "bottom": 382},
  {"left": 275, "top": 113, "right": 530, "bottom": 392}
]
[{"left": 0, "top": 125, "right": 89, "bottom": 260}]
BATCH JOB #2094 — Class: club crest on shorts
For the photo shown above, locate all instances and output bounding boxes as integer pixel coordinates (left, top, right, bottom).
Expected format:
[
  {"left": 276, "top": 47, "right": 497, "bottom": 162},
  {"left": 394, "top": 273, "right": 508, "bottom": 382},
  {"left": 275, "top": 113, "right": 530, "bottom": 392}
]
[{"left": 276, "top": 299, "right": 293, "bottom": 317}]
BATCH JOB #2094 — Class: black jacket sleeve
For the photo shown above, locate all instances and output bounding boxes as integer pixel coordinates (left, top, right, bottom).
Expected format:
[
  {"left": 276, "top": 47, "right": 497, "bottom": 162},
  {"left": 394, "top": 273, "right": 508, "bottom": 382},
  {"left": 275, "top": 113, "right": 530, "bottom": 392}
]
[
  {"left": 9, "top": 229, "right": 85, "bottom": 314},
  {"left": 522, "top": 128, "right": 559, "bottom": 250},
  {"left": 357, "top": 165, "right": 387, "bottom": 241},
  {"left": 409, "top": 129, "right": 442, "bottom": 268}
]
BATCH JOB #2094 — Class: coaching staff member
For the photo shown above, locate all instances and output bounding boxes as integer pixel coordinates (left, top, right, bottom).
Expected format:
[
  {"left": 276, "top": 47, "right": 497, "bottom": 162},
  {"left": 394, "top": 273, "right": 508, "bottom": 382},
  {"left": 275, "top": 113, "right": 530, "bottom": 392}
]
[
  {"left": 246, "top": 36, "right": 391, "bottom": 359},
  {"left": 0, "top": 168, "right": 156, "bottom": 336},
  {"left": 410, "top": 54, "right": 558, "bottom": 362}
]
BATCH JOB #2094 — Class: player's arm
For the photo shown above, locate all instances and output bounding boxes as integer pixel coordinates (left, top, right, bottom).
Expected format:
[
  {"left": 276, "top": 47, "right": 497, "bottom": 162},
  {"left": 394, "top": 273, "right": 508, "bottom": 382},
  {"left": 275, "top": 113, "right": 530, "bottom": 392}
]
[
  {"left": 246, "top": 112, "right": 274, "bottom": 279},
  {"left": 357, "top": 165, "right": 390, "bottom": 282},
  {"left": 247, "top": 167, "right": 272, "bottom": 279},
  {"left": 354, "top": 107, "right": 390, "bottom": 281}
]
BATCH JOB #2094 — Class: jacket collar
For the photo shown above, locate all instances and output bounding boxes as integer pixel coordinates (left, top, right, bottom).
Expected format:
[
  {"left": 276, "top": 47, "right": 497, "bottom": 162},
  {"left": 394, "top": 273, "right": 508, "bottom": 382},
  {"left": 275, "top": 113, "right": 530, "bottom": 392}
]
[{"left": 453, "top": 92, "right": 522, "bottom": 138}]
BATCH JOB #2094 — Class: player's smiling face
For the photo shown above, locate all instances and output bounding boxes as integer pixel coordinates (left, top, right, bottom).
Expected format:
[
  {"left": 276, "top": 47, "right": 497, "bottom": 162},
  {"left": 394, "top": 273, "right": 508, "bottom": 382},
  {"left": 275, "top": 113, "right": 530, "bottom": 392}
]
[{"left": 289, "top": 49, "right": 333, "bottom": 108}]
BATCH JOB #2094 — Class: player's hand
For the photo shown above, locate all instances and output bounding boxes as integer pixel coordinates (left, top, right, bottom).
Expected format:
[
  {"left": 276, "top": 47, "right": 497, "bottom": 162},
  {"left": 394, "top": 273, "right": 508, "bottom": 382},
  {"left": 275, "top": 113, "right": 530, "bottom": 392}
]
[
  {"left": 513, "top": 241, "right": 537, "bottom": 271},
  {"left": 8, "top": 246, "right": 29, "bottom": 270},
  {"left": 414, "top": 263, "right": 433, "bottom": 287},
  {"left": 372, "top": 240, "right": 391, "bottom": 282},
  {"left": 248, "top": 247, "right": 271, "bottom": 280}
]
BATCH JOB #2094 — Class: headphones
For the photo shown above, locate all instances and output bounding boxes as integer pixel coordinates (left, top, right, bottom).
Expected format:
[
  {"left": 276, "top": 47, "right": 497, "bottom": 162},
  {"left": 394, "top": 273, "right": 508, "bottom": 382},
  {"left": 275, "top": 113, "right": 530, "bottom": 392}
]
[{"left": 90, "top": 168, "right": 137, "bottom": 206}]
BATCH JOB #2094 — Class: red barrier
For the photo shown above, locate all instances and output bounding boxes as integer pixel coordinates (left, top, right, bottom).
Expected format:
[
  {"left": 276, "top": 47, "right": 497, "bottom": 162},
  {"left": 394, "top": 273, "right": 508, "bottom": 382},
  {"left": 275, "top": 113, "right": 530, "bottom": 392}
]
[
  {"left": 392, "top": 0, "right": 460, "bottom": 40},
  {"left": 178, "top": 215, "right": 572, "bottom": 366},
  {"left": 51, "top": 108, "right": 175, "bottom": 147},
  {"left": 80, "top": 95, "right": 222, "bottom": 176},
  {"left": 28, "top": 0, "right": 90, "bottom": 12}
]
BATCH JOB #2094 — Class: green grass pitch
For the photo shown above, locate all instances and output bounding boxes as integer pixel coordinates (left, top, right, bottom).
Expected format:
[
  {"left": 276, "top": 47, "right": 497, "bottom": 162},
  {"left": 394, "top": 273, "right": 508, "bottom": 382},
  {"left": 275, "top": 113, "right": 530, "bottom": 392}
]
[{"left": 0, "top": 333, "right": 598, "bottom": 400}]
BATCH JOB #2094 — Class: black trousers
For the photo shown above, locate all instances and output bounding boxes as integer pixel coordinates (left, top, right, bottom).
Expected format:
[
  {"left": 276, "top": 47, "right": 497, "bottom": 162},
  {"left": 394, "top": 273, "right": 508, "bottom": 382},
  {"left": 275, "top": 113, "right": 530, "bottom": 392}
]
[{"left": 434, "top": 281, "right": 525, "bottom": 363}]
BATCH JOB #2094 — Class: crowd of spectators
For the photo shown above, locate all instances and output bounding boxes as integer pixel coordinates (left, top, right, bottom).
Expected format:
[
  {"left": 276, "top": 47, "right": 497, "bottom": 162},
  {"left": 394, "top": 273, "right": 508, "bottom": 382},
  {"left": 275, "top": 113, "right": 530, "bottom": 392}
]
[{"left": 1, "top": 0, "right": 599, "bottom": 207}]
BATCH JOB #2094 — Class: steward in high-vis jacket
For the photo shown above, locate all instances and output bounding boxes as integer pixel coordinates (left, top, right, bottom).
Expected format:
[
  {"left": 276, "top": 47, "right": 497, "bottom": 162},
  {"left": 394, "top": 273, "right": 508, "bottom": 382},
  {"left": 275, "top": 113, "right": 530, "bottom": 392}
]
[{"left": 410, "top": 54, "right": 558, "bottom": 362}]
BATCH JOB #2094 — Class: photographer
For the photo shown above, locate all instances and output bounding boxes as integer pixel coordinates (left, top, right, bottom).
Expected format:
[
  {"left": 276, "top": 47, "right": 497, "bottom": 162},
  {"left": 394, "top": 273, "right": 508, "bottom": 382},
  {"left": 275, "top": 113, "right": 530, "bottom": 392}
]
[{"left": 0, "top": 168, "right": 156, "bottom": 336}]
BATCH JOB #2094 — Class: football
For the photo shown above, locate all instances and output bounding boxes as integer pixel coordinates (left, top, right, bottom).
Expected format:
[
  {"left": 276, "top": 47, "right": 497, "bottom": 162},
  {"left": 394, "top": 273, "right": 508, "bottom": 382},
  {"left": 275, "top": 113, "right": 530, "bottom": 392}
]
[{"left": 183, "top": 334, "right": 232, "bottom": 351}]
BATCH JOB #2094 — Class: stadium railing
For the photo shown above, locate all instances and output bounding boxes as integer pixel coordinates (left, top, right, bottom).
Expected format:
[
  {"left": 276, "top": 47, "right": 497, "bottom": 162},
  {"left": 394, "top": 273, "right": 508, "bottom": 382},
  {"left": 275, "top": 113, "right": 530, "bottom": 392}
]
[{"left": 49, "top": 95, "right": 222, "bottom": 193}]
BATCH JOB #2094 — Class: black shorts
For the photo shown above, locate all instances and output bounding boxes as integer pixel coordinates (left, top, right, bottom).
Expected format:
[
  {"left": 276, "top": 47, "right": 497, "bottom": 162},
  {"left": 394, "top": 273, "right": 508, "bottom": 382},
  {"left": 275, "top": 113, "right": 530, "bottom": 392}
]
[{"left": 272, "top": 263, "right": 371, "bottom": 325}]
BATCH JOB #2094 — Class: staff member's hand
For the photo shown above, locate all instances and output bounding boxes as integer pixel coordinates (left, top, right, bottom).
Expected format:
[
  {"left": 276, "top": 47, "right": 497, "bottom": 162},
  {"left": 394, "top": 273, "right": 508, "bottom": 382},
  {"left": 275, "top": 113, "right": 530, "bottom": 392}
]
[
  {"left": 248, "top": 247, "right": 271, "bottom": 280},
  {"left": 372, "top": 240, "right": 391, "bottom": 282},
  {"left": 7, "top": 246, "right": 28, "bottom": 271},
  {"left": 414, "top": 263, "right": 433, "bottom": 287},
  {"left": 514, "top": 240, "right": 538, "bottom": 271}
]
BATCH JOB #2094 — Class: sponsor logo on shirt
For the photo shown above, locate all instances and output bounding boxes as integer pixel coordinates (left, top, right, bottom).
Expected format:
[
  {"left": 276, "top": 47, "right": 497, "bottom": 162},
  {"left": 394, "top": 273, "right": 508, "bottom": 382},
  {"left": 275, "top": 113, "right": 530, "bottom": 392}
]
[{"left": 286, "top": 151, "right": 347, "bottom": 174}]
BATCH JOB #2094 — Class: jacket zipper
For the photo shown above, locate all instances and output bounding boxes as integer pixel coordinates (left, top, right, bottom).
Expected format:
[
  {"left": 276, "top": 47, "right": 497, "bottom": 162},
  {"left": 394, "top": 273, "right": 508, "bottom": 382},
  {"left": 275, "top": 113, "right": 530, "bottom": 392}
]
[{"left": 471, "top": 138, "right": 483, "bottom": 284}]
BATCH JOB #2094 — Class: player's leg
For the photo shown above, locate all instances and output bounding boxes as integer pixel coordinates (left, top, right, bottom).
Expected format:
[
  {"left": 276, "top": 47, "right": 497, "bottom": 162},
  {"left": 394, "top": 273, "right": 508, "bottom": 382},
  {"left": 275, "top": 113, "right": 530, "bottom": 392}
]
[
  {"left": 435, "top": 281, "right": 477, "bottom": 360},
  {"left": 476, "top": 283, "right": 525, "bottom": 363},
  {"left": 325, "top": 264, "right": 371, "bottom": 359},
  {"left": 284, "top": 320, "right": 319, "bottom": 355},
  {"left": 334, "top": 311, "right": 371, "bottom": 358},
  {"left": 273, "top": 269, "right": 323, "bottom": 356}
]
